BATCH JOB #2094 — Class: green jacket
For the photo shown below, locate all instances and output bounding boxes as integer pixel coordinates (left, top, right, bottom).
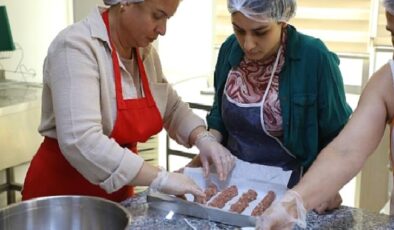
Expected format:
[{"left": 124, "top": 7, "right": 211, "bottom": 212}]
[{"left": 207, "top": 25, "right": 352, "bottom": 169}]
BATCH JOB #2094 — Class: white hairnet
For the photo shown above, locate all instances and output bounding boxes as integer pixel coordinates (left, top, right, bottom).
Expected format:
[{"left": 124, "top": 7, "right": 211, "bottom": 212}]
[
  {"left": 384, "top": 0, "right": 394, "bottom": 15},
  {"left": 103, "top": 0, "right": 143, "bottom": 6},
  {"left": 227, "top": 0, "right": 296, "bottom": 23}
]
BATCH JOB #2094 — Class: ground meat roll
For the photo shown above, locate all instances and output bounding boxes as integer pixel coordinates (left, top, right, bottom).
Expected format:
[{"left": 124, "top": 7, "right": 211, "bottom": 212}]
[
  {"left": 194, "top": 183, "right": 218, "bottom": 204},
  {"left": 208, "top": 185, "right": 238, "bottom": 208},
  {"left": 251, "top": 191, "right": 276, "bottom": 216},
  {"left": 229, "top": 189, "right": 258, "bottom": 213}
]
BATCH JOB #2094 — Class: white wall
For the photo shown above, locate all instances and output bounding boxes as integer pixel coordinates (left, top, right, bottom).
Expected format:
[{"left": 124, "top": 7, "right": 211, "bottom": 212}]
[
  {"left": 0, "top": 0, "right": 73, "bottom": 207},
  {"left": 73, "top": 0, "right": 102, "bottom": 22},
  {"left": 0, "top": 0, "right": 73, "bottom": 83},
  {"left": 157, "top": 0, "right": 213, "bottom": 84},
  {"left": 0, "top": 0, "right": 214, "bottom": 85}
]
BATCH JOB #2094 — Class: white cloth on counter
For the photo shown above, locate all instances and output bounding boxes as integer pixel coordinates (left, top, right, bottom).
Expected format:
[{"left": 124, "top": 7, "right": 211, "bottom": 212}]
[
  {"left": 39, "top": 6, "right": 205, "bottom": 193},
  {"left": 183, "top": 158, "right": 291, "bottom": 215},
  {"left": 227, "top": 158, "right": 292, "bottom": 186}
]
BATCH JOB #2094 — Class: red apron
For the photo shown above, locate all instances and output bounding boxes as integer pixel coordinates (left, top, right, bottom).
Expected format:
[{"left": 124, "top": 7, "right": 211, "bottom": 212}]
[{"left": 22, "top": 10, "right": 163, "bottom": 202}]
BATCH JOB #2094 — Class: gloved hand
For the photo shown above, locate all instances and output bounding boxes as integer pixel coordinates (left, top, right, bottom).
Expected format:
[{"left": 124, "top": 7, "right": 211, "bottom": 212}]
[
  {"left": 194, "top": 131, "right": 236, "bottom": 181},
  {"left": 256, "top": 190, "right": 307, "bottom": 230},
  {"left": 149, "top": 169, "right": 205, "bottom": 198},
  {"left": 313, "top": 192, "right": 342, "bottom": 214}
]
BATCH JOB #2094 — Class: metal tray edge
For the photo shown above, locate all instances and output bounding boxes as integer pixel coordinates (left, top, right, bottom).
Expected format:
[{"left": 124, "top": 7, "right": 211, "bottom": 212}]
[{"left": 147, "top": 191, "right": 256, "bottom": 227}]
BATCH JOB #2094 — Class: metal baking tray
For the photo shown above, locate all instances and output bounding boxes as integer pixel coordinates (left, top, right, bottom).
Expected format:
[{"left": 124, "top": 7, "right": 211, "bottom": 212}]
[
  {"left": 147, "top": 191, "right": 256, "bottom": 227},
  {"left": 147, "top": 161, "right": 290, "bottom": 227}
]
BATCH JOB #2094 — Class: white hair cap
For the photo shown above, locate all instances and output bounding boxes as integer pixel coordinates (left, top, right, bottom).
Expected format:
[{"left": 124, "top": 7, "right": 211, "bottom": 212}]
[
  {"left": 103, "top": 0, "right": 144, "bottom": 6},
  {"left": 384, "top": 0, "right": 394, "bottom": 15},
  {"left": 227, "top": 0, "right": 296, "bottom": 23}
]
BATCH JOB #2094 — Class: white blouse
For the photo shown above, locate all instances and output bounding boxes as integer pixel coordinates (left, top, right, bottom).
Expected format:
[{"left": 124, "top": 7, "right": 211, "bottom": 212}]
[{"left": 38, "top": 7, "right": 205, "bottom": 193}]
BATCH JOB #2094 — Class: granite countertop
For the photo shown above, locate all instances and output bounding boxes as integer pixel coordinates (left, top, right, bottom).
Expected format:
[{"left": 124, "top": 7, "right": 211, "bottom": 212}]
[
  {"left": 0, "top": 80, "right": 42, "bottom": 113},
  {"left": 122, "top": 191, "right": 394, "bottom": 230}
]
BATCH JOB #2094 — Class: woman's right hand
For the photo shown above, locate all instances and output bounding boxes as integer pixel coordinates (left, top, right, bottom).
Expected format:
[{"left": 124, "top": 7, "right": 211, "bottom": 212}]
[{"left": 150, "top": 170, "right": 205, "bottom": 198}]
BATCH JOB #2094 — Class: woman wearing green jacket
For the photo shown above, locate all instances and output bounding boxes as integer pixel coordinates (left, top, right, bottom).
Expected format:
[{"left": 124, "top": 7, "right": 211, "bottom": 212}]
[{"left": 191, "top": 0, "right": 351, "bottom": 213}]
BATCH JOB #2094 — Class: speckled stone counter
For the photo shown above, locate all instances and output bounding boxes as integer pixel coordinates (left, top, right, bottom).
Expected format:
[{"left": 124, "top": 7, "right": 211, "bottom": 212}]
[
  {"left": 122, "top": 191, "right": 394, "bottom": 230},
  {"left": 0, "top": 80, "right": 41, "bottom": 109}
]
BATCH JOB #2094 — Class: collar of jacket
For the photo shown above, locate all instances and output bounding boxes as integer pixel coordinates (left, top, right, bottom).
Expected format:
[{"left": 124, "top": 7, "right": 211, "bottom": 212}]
[
  {"left": 227, "top": 25, "right": 301, "bottom": 67},
  {"left": 85, "top": 7, "right": 151, "bottom": 65},
  {"left": 87, "top": 6, "right": 110, "bottom": 44}
]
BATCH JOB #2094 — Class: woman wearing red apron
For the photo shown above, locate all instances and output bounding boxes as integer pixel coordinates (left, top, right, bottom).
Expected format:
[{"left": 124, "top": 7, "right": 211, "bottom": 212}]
[{"left": 22, "top": 0, "right": 235, "bottom": 202}]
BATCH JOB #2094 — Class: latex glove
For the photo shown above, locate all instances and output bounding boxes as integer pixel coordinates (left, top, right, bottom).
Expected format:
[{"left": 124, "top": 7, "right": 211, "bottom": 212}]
[
  {"left": 313, "top": 192, "right": 342, "bottom": 214},
  {"left": 256, "top": 190, "right": 307, "bottom": 230},
  {"left": 194, "top": 131, "right": 236, "bottom": 181},
  {"left": 149, "top": 169, "right": 205, "bottom": 198}
]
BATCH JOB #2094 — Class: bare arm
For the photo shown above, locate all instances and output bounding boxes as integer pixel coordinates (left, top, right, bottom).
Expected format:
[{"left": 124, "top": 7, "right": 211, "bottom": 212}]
[
  {"left": 188, "top": 126, "right": 208, "bottom": 146},
  {"left": 293, "top": 63, "right": 394, "bottom": 210},
  {"left": 129, "top": 162, "right": 160, "bottom": 186},
  {"left": 209, "top": 129, "right": 223, "bottom": 143}
]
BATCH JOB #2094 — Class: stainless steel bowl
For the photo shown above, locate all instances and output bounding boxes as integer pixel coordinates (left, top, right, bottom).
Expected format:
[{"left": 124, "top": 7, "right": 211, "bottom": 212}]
[{"left": 0, "top": 196, "right": 132, "bottom": 230}]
